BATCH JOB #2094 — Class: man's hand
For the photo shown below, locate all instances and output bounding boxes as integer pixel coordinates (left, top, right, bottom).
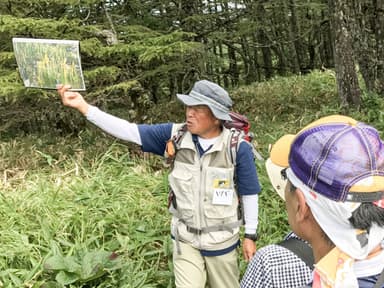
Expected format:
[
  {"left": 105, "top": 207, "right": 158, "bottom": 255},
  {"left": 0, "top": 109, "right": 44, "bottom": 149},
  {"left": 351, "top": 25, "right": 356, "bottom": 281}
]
[
  {"left": 57, "top": 84, "right": 89, "bottom": 116},
  {"left": 242, "top": 238, "right": 256, "bottom": 262}
]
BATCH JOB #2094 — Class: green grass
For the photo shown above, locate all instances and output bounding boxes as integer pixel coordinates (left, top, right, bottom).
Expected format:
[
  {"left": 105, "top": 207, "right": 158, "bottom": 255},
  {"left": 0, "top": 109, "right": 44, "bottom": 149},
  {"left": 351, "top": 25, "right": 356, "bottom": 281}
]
[
  {"left": 1, "top": 70, "right": 384, "bottom": 287},
  {"left": 0, "top": 138, "right": 173, "bottom": 287}
]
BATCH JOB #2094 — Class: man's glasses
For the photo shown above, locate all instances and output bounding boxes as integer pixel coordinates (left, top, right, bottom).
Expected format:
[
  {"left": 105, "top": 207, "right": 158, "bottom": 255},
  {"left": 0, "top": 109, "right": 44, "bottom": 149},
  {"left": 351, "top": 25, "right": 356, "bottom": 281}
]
[
  {"left": 281, "top": 167, "right": 297, "bottom": 192},
  {"left": 281, "top": 167, "right": 288, "bottom": 180}
]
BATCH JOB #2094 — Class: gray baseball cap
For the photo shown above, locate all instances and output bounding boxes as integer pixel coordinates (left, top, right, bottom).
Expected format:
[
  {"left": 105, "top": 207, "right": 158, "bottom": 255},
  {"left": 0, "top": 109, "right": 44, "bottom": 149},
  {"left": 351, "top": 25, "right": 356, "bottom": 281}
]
[{"left": 177, "top": 80, "right": 233, "bottom": 121}]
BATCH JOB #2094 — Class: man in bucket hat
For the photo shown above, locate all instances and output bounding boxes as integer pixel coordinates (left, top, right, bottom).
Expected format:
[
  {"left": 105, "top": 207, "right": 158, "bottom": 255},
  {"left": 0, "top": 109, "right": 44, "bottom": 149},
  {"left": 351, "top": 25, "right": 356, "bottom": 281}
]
[
  {"left": 57, "top": 80, "right": 261, "bottom": 287},
  {"left": 266, "top": 115, "right": 384, "bottom": 288}
]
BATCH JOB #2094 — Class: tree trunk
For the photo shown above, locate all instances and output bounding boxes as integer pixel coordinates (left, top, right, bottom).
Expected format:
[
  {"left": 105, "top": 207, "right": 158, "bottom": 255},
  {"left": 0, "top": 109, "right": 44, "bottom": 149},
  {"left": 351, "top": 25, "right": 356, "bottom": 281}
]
[
  {"left": 353, "top": 0, "right": 376, "bottom": 92},
  {"left": 329, "top": 0, "right": 361, "bottom": 108},
  {"left": 256, "top": 1, "right": 273, "bottom": 80},
  {"left": 374, "top": 0, "right": 384, "bottom": 95},
  {"left": 219, "top": 42, "right": 229, "bottom": 87},
  {"left": 227, "top": 45, "right": 239, "bottom": 86},
  {"left": 288, "top": 0, "right": 305, "bottom": 73},
  {"left": 270, "top": 2, "right": 289, "bottom": 75},
  {"left": 319, "top": 2, "right": 334, "bottom": 69},
  {"left": 251, "top": 34, "right": 262, "bottom": 82}
]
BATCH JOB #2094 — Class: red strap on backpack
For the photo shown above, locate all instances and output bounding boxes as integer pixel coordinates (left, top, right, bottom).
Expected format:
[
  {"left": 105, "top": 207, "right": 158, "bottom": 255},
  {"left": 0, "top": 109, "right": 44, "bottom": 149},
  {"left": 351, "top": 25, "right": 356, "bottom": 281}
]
[{"left": 224, "top": 111, "right": 253, "bottom": 142}]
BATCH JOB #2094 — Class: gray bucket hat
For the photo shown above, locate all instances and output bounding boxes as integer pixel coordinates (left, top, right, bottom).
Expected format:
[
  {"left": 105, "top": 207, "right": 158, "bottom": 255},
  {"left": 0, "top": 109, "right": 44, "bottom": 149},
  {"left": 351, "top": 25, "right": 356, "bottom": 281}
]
[{"left": 177, "top": 80, "right": 233, "bottom": 121}]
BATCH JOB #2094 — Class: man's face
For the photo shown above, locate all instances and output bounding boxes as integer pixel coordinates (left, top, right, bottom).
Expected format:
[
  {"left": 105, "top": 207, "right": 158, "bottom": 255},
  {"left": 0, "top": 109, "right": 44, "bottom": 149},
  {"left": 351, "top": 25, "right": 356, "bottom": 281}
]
[
  {"left": 284, "top": 181, "right": 301, "bottom": 235},
  {"left": 185, "top": 105, "right": 221, "bottom": 138},
  {"left": 284, "top": 180, "right": 310, "bottom": 241}
]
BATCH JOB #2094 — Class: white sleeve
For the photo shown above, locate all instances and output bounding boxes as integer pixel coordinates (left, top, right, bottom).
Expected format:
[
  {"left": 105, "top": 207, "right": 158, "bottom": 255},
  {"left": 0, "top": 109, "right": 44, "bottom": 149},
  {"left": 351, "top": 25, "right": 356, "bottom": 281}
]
[
  {"left": 242, "top": 194, "right": 259, "bottom": 235},
  {"left": 86, "top": 105, "right": 142, "bottom": 145}
]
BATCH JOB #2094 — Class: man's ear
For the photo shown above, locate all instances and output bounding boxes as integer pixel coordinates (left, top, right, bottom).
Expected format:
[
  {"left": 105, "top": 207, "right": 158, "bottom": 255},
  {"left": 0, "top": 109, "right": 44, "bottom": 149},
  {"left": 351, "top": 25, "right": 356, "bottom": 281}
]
[{"left": 295, "top": 189, "right": 311, "bottom": 222}]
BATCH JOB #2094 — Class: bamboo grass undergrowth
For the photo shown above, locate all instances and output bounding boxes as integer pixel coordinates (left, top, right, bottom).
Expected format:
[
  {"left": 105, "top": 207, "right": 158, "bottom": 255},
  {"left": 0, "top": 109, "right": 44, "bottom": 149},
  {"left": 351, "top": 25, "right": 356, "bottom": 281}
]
[
  {"left": 0, "top": 138, "right": 173, "bottom": 287},
  {"left": 2, "top": 71, "right": 384, "bottom": 287},
  {"left": 0, "top": 133, "right": 293, "bottom": 287}
]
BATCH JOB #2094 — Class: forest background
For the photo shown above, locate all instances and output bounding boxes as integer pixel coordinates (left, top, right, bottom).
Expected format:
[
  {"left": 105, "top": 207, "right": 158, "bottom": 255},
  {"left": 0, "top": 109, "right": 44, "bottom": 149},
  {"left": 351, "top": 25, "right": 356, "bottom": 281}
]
[{"left": 1, "top": 0, "right": 384, "bottom": 287}]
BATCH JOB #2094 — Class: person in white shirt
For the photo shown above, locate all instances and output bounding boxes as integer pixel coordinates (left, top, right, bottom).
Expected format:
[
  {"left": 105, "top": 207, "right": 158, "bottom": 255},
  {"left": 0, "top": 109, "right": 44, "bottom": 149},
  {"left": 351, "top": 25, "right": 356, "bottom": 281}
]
[{"left": 57, "top": 80, "right": 262, "bottom": 288}]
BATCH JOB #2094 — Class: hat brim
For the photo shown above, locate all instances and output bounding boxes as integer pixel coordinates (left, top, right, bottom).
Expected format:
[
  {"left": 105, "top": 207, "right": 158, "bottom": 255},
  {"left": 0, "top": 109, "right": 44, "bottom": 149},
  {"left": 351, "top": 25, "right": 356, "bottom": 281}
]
[
  {"left": 265, "top": 158, "right": 287, "bottom": 200},
  {"left": 177, "top": 93, "right": 232, "bottom": 121},
  {"left": 266, "top": 134, "right": 296, "bottom": 200}
]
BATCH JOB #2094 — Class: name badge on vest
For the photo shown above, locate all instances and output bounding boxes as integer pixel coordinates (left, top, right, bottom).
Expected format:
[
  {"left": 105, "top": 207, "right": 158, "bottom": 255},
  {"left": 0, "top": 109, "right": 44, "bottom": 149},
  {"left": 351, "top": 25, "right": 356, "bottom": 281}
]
[{"left": 212, "top": 179, "right": 234, "bottom": 205}]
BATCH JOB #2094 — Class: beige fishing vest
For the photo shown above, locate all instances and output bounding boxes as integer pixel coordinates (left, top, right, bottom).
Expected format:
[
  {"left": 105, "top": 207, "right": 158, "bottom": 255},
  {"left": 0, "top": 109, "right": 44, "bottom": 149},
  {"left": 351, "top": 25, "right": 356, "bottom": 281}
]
[{"left": 168, "top": 123, "right": 241, "bottom": 252}]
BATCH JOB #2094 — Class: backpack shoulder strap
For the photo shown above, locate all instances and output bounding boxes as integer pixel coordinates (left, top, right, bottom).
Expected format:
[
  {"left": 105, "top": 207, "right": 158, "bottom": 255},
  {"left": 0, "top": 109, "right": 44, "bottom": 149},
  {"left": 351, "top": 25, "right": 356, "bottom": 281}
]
[
  {"left": 227, "top": 128, "right": 242, "bottom": 165},
  {"left": 277, "top": 237, "right": 314, "bottom": 269},
  {"left": 173, "top": 123, "right": 188, "bottom": 144},
  {"left": 373, "top": 267, "right": 384, "bottom": 288},
  {"left": 164, "top": 123, "right": 187, "bottom": 167},
  {"left": 227, "top": 128, "right": 264, "bottom": 165}
]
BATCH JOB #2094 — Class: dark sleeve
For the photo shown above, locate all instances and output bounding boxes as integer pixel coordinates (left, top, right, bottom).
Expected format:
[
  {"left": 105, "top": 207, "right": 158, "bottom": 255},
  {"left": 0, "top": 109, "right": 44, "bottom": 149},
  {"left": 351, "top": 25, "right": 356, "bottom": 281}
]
[
  {"left": 137, "top": 123, "right": 173, "bottom": 156},
  {"left": 235, "top": 141, "right": 261, "bottom": 195}
]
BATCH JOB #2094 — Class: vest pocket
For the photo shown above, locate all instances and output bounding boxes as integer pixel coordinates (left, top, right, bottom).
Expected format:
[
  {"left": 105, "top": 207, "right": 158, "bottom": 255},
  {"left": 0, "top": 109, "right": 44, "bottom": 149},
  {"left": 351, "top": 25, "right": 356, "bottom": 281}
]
[
  {"left": 203, "top": 203, "right": 239, "bottom": 245},
  {"left": 204, "top": 203, "right": 238, "bottom": 221},
  {"left": 168, "top": 164, "right": 195, "bottom": 219}
]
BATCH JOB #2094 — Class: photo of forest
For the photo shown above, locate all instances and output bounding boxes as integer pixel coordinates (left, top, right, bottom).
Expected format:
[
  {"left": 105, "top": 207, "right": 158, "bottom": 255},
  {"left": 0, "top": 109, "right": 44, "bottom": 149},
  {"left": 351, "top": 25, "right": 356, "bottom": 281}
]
[{"left": 12, "top": 38, "right": 85, "bottom": 91}]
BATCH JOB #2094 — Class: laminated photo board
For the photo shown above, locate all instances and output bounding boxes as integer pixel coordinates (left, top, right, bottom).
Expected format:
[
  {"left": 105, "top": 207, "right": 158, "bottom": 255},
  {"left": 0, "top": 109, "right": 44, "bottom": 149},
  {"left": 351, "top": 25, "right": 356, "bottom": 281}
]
[{"left": 12, "top": 37, "right": 86, "bottom": 91}]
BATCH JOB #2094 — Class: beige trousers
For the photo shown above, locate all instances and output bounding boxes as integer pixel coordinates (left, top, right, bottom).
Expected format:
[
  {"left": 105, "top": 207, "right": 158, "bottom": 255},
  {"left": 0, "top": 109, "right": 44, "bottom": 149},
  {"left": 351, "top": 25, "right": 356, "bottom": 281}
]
[{"left": 172, "top": 240, "right": 240, "bottom": 288}]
